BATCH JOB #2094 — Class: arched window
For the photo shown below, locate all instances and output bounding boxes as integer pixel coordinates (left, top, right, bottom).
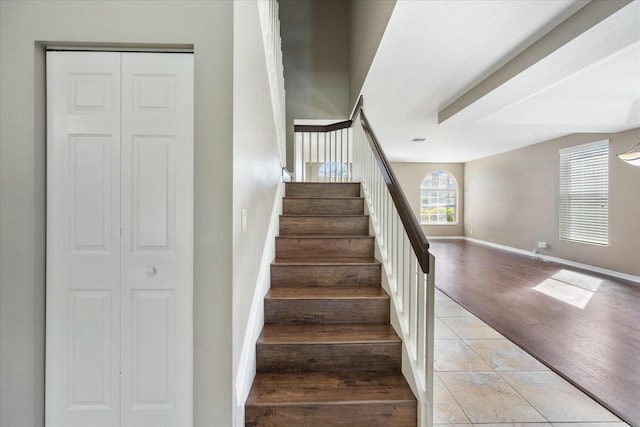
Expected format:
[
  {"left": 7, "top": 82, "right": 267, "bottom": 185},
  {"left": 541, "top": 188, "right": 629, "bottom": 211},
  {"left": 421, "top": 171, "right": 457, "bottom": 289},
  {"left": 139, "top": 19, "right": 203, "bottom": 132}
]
[{"left": 420, "top": 170, "right": 458, "bottom": 224}]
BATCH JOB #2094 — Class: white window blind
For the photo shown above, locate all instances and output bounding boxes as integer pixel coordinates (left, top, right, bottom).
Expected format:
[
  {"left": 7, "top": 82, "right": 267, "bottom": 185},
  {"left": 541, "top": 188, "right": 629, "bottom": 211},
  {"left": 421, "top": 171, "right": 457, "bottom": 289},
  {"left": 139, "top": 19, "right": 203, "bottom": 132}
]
[{"left": 559, "top": 140, "right": 609, "bottom": 246}]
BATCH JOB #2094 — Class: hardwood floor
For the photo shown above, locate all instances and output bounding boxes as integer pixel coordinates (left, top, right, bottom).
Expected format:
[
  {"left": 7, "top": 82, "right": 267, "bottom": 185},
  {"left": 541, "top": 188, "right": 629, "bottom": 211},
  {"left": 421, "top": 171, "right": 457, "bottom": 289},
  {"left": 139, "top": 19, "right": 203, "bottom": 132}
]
[{"left": 429, "top": 239, "right": 640, "bottom": 425}]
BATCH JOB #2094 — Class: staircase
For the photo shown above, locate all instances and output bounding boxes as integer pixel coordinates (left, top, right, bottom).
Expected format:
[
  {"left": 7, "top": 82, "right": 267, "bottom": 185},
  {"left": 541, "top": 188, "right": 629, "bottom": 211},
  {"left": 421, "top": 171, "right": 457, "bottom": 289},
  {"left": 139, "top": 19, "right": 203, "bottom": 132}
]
[{"left": 245, "top": 182, "right": 417, "bottom": 426}]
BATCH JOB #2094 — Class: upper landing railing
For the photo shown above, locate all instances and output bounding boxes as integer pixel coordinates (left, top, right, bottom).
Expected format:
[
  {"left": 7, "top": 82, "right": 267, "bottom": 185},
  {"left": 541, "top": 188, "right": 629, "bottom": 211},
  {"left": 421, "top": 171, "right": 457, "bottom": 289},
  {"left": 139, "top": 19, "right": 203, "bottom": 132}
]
[
  {"left": 293, "top": 98, "right": 435, "bottom": 425},
  {"left": 294, "top": 97, "right": 431, "bottom": 273}
]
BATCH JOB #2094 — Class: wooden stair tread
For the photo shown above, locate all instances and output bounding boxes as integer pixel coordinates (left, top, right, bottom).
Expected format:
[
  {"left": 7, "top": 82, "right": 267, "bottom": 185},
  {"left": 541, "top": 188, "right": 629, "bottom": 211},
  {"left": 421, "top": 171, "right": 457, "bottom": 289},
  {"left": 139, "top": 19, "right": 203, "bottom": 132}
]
[
  {"left": 283, "top": 197, "right": 364, "bottom": 216},
  {"left": 287, "top": 182, "right": 359, "bottom": 185},
  {"left": 276, "top": 235, "right": 374, "bottom": 259},
  {"left": 247, "top": 372, "right": 416, "bottom": 405},
  {"left": 279, "top": 232, "right": 370, "bottom": 239},
  {"left": 259, "top": 324, "right": 400, "bottom": 344},
  {"left": 285, "top": 182, "right": 360, "bottom": 195},
  {"left": 273, "top": 257, "right": 379, "bottom": 265},
  {"left": 277, "top": 235, "right": 373, "bottom": 239},
  {"left": 267, "top": 286, "right": 389, "bottom": 299},
  {"left": 280, "top": 214, "right": 367, "bottom": 218},
  {"left": 283, "top": 196, "right": 363, "bottom": 199}
]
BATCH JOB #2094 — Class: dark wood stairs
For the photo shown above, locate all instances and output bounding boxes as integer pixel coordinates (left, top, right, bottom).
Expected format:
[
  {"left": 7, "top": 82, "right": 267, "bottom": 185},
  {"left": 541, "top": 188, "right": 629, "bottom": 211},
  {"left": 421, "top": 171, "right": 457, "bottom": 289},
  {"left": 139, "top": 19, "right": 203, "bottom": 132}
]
[{"left": 245, "top": 182, "right": 417, "bottom": 426}]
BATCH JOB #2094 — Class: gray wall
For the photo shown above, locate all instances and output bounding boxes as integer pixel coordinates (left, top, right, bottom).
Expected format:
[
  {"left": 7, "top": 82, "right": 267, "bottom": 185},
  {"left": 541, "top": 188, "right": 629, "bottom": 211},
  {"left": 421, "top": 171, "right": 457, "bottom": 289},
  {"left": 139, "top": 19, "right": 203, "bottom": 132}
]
[
  {"left": 0, "top": 1, "right": 234, "bottom": 426},
  {"left": 279, "top": 0, "right": 396, "bottom": 170},
  {"left": 465, "top": 128, "right": 640, "bottom": 276},
  {"left": 232, "top": 1, "right": 283, "bottom": 423},
  {"left": 350, "top": 0, "right": 396, "bottom": 110},
  {"left": 392, "top": 162, "right": 465, "bottom": 238},
  {"left": 279, "top": 0, "right": 351, "bottom": 168}
]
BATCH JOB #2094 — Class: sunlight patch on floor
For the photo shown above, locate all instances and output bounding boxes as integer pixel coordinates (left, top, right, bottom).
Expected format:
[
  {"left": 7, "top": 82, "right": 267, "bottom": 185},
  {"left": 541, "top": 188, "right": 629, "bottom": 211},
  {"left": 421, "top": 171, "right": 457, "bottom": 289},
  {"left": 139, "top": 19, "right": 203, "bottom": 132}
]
[{"left": 532, "top": 270, "right": 603, "bottom": 309}]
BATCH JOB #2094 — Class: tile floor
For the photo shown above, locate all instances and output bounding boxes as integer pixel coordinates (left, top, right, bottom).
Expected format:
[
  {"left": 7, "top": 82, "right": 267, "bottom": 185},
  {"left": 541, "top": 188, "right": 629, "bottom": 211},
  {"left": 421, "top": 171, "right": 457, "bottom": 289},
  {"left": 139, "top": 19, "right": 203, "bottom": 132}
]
[{"left": 433, "top": 288, "right": 630, "bottom": 427}]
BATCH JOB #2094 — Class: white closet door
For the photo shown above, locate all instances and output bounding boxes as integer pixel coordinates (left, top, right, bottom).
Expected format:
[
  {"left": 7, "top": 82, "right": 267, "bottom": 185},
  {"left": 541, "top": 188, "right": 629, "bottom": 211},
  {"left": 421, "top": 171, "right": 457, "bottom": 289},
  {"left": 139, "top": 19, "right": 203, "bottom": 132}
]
[
  {"left": 46, "top": 51, "right": 122, "bottom": 427},
  {"left": 47, "top": 51, "right": 193, "bottom": 427},
  {"left": 120, "top": 53, "right": 193, "bottom": 427}
]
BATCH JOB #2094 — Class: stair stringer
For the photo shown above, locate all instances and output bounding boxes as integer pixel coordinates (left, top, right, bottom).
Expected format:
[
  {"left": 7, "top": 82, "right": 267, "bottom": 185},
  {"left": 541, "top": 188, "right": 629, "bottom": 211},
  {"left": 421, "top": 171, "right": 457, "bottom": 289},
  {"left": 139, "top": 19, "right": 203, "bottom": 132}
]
[
  {"left": 234, "top": 181, "right": 284, "bottom": 427},
  {"left": 363, "top": 185, "right": 434, "bottom": 427}
]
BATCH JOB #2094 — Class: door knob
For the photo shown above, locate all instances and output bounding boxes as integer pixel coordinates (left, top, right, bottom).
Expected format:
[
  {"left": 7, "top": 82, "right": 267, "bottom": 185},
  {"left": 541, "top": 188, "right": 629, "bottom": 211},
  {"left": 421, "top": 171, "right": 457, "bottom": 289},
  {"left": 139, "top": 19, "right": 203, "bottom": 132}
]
[{"left": 147, "top": 267, "right": 157, "bottom": 276}]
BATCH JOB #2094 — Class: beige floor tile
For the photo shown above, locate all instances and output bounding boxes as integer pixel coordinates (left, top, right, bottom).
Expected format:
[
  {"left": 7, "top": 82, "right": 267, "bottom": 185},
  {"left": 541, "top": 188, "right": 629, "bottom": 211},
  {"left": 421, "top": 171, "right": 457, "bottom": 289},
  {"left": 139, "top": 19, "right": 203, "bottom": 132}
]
[
  {"left": 551, "top": 423, "right": 630, "bottom": 427},
  {"left": 441, "top": 317, "right": 504, "bottom": 340},
  {"left": 436, "top": 301, "right": 477, "bottom": 318},
  {"left": 435, "top": 288, "right": 453, "bottom": 302},
  {"left": 474, "top": 424, "right": 551, "bottom": 427},
  {"left": 435, "top": 339, "right": 493, "bottom": 372},
  {"left": 435, "top": 318, "right": 460, "bottom": 339},
  {"left": 432, "top": 298, "right": 626, "bottom": 427},
  {"left": 464, "top": 339, "right": 549, "bottom": 371},
  {"left": 438, "top": 372, "right": 546, "bottom": 423},
  {"left": 434, "top": 373, "right": 472, "bottom": 424},
  {"left": 499, "top": 371, "right": 621, "bottom": 422}
]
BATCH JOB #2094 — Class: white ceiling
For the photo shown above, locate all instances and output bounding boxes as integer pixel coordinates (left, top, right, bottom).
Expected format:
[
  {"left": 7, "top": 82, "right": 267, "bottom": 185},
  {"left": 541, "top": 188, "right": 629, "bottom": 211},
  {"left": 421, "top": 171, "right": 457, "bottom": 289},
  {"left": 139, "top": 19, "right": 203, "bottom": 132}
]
[{"left": 360, "top": 0, "right": 640, "bottom": 163}]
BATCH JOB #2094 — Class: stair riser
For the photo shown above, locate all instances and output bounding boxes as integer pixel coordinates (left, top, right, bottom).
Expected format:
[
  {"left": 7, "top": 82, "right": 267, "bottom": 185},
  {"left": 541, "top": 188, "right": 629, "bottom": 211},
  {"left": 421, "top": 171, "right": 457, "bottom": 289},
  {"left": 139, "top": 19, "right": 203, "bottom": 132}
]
[
  {"left": 265, "top": 299, "right": 389, "bottom": 324},
  {"left": 271, "top": 265, "right": 381, "bottom": 287},
  {"left": 276, "top": 237, "right": 374, "bottom": 258},
  {"left": 257, "top": 343, "right": 401, "bottom": 374},
  {"left": 246, "top": 403, "right": 417, "bottom": 427},
  {"left": 286, "top": 182, "right": 360, "bottom": 198},
  {"left": 283, "top": 198, "right": 364, "bottom": 215},
  {"left": 280, "top": 216, "right": 369, "bottom": 236}
]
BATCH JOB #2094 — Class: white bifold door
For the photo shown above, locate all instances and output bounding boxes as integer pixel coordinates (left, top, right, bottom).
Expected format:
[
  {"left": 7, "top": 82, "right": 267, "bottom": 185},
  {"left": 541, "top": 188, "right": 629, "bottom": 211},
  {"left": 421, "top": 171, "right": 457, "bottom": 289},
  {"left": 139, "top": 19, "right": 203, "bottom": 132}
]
[{"left": 46, "top": 51, "right": 193, "bottom": 427}]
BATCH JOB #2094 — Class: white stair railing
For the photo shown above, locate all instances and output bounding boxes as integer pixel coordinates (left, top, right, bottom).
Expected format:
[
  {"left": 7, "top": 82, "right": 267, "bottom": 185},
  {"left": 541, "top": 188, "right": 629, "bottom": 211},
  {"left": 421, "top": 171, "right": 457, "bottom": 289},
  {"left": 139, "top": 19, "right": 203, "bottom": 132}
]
[
  {"left": 353, "top": 107, "right": 435, "bottom": 427},
  {"left": 292, "top": 98, "right": 435, "bottom": 427},
  {"left": 294, "top": 122, "right": 352, "bottom": 182},
  {"left": 257, "top": 0, "right": 287, "bottom": 165}
]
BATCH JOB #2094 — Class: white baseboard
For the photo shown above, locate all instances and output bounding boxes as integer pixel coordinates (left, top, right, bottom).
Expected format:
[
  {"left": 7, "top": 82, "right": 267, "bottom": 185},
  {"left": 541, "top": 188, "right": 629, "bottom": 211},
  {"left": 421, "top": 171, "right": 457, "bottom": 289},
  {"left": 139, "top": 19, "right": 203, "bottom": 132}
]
[
  {"left": 462, "top": 237, "right": 537, "bottom": 258},
  {"left": 430, "top": 236, "right": 640, "bottom": 284},
  {"left": 233, "top": 181, "right": 283, "bottom": 422}
]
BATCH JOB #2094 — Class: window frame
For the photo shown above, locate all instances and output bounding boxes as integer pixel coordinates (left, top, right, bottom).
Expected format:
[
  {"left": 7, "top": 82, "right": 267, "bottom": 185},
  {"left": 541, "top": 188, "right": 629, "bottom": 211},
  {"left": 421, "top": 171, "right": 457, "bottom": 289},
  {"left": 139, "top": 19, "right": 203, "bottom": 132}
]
[
  {"left": 558, "top": 139, "right": 609, "bottom": 246},
  {"left": 420, "top": 170, "right": 458, "bottom": 226}
]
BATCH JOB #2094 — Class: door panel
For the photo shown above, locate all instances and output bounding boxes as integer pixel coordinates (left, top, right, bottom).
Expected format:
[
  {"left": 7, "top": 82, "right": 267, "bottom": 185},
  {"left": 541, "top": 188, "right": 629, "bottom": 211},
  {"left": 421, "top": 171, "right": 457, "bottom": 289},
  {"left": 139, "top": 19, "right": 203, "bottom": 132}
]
[
  {"left": 130, "top": 290, "right": 175, "bottom": 408},
  {"left": 67, "top": 290, "right": 113, "bottom": 410},
  {"left": 46, "top": 51, "right": 121, "bottom": 427},
  {"left": 69, "top": 134, "right": 113, "bottom": 252},
  {"left": 47, "top": 51, "right": 193, "bottom": 427},
  {"left": 132, "top": 135, "right": 175, "bottom": 250},
  {"left": 120, "top": 53, "right": 193, "bottom": 427}
]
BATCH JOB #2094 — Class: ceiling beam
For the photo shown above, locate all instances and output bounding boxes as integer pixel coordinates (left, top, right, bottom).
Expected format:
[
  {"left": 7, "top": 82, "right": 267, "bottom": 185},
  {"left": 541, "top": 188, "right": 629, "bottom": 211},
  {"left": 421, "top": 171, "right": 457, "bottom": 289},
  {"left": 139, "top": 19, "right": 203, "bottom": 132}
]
[{"left": 438, "top": 0, "right": 635, "bottom": 125}]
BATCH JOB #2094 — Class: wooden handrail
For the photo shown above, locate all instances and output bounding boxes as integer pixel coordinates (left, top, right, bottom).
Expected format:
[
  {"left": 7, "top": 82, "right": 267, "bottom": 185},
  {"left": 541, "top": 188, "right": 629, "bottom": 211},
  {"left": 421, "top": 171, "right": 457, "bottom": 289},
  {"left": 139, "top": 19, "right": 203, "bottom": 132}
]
[
  {"left": 294, "top": 120, "right": 352, "bottom": 133},
  {"left": 293, "top": 96, "right": 364, "bottom": 133},
  {"left": 358, "top": 109, "right": 431, "bottom": 273},
  {"left": 291, "top": 95, "right": 431, "bottom": 273}
]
